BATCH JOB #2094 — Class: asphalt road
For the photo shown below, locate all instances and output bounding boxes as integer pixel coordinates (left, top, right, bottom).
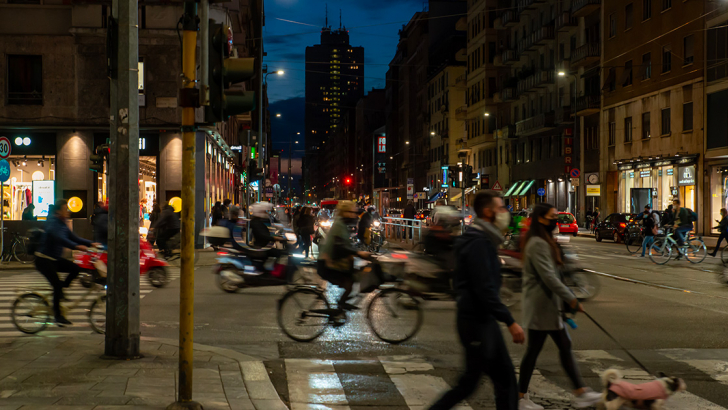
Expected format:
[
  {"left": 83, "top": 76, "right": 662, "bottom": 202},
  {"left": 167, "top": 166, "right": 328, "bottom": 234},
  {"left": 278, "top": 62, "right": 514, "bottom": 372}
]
[{"left": 4, "top": 237, "right": 728, "bottom": 409}]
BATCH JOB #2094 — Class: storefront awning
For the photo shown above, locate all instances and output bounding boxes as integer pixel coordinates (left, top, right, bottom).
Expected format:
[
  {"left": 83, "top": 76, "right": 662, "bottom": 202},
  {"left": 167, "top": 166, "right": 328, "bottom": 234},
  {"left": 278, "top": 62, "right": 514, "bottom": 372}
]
[
  {"left": 516, "top": 180, "right": 536, "bottom": 196},
  {"left": 450, "top": 187, "right": 477, "bottom": 201},
  {"left": 504, "top": 181, "right": 523, "bottom": 197}
]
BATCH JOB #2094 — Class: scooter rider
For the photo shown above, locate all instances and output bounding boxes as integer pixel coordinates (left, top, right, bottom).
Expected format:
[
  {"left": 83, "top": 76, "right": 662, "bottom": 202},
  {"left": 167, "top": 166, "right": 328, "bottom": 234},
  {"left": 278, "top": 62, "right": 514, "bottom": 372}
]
[
  {"left": 35, "top": 199, "right": 102, "bottom": 325},
  {"left": 356, "top": 206, "right": 374, "bottom": 244},
  {"left": 249, "top": 202, "right": 284, "bottom": 248},
  {"left": 318, "top": 201, "right": 370, "bottom": 311}
]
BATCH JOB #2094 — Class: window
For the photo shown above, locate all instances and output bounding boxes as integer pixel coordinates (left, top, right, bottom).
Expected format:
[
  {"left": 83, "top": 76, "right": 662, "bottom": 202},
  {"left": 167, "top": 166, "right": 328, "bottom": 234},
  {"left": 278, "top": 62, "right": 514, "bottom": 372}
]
[
  {"left": 662, "top": 0, "right": 671, "bottom": 11},
  {"left": 643, "top": 0, "right": 651, "bottom": 21},
  {"left": 661, "top": 108, "right": 671, "bottom": 135},
  {"left": 642, "top": 53, "right": 652, "bottom": 80},
  {"left": 642, "top": 112, "right": 651, "bottom": 139},
  {"left": 625, "top": 117, "right": 633, "bottom": 143},
  {"left": 662, "top": 44, "right": 672, "bottom": 73},
  {"left": 622, "top": 60, "right": 633, "bottom": 86},
  {"left": 684, "top": 35, "right": 694, "bottom": 65},
  {"left": 683, "top": 102, "right": 693, "bottom": 131},
  {"left": 7, "top": 55, "right": 42, "bottom": 105},
  {"left": 707, "top": 24, "right": 728, "bottom": 82},
  {"left": 609, "top": 14, "right": 616, "bottom": 38},
  {"left": 625, "top": 3, "right": 634, "bottom": 30},
  {"left": 609, "top": 121, "right": 616, "bottom": 146}
]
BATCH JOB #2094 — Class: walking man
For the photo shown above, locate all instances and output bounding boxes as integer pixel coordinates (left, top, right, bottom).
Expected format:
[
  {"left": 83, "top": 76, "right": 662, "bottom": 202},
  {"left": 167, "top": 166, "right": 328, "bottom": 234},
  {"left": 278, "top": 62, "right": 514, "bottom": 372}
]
[{"left": 429, "top": 190, "right": 525, "bottom": 410}]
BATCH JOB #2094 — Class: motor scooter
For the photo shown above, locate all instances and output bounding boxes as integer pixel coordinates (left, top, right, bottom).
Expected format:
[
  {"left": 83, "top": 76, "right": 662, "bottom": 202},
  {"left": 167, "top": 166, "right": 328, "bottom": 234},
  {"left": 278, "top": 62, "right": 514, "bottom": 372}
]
[{"left": 76, "top": 238, "right": 170, "bottom": 288}]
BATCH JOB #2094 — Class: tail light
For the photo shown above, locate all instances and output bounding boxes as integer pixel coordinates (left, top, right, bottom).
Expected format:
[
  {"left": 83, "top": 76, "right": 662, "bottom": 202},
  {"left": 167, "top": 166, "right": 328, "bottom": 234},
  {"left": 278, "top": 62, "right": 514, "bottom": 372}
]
[
  {"left": 217, "top": 252, "right": 229, "bottom": 256},
  {"left": 619, "top": 223, "right": 626, "bottom": 228},
  {"left": 391, "top": 253, "right": 408, "bottom": 260}
]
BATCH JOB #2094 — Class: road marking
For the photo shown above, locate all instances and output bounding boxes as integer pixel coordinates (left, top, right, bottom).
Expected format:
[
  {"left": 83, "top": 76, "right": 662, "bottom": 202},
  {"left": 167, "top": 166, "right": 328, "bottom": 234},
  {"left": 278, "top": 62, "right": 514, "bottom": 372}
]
[
  {"left": 286, "top": 359, "right": 349, "bottom": 409},
  {"left": 660, "top": 350, "right": 728, "bottom": 386}
]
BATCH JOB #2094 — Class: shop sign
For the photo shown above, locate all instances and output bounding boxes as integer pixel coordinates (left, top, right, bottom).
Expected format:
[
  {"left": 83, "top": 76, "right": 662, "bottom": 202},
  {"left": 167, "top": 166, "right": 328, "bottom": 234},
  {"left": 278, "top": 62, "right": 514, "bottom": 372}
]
[
  {"left": 640, "top": 170, "right": 651, "bottom": 178},
  {"left": 68, "top": 197, "right": 83, "bottom": 213},
  {"left": 618, "top": 164, "right": 633, "bottom": 171},
  {"left": 671, "top": 186, "right": 679, "bottom": 196},
  {"left": 654, "top": 160, "right": 674, "bottom": 167},
  {"left": 586, "top": 185, "right": 600, "bottom": 196},
  {"left": 377, "top": 136, "right": 386, "bottom": 153},
  {"left": 678, "top": 165, "right": 695, "bottom": 186},
  {"left": 636, "top": 163, "right": 651, "bottom": 169},
  {"left": 564, "top": 136, "right": 573, "bottom": 175},
  {"left": 678, "top": 157, "right": 695, "bottom": 164},
  {"left": 32, "top": 180, "right": 55, "bottom": 218},
  {"left": 169, "top": 197, "right": 182, "bottom": 212},
  {"left": 667, "top": 168, "right": 674, "bottom": 176},
  {"left": 629, "top": 172, "right": 635, "bottom": 178}
]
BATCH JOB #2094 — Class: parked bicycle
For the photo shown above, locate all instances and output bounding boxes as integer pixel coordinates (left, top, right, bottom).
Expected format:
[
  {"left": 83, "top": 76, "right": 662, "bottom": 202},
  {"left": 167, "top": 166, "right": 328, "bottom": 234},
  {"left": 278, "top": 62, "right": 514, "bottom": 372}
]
[
  {"left": 649, "top": 228, "right": 707, "bottom": 265},
  {"left": 11, "top": 281, "right": 106, "bottom": 334},
  {"left": 1, "top": 228, "right": 33, "bottom": 264}
]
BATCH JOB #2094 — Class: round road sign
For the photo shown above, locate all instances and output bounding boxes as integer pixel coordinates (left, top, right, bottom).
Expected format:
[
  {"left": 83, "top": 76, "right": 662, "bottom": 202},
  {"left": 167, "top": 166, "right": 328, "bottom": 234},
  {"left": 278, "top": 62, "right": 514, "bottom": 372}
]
[
  {"left": 0, "top": 160, "right": 10, "bottom": 183},
  {"left": 0, "top": 137, "right": 11, "bottom": 159},
  {"left": 537, "top": 188, "right": 545, "bottom": 197},
  {"left": 570, "top": 168, "right": 581, "bottom": 178}
]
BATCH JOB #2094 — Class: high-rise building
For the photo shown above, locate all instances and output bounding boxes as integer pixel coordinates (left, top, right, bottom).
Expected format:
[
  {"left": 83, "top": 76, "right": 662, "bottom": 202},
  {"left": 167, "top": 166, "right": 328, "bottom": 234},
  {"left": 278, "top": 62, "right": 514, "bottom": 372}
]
[{"left": 304, "top": 21, "right": 364, "bottom": 200}]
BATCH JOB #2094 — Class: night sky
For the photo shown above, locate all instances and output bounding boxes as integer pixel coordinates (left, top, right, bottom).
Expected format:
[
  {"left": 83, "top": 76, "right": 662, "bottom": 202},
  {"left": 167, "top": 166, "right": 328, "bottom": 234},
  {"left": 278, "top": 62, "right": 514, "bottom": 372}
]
[{"left": 266, "top": 0, "right": 425, "bottom": 196}]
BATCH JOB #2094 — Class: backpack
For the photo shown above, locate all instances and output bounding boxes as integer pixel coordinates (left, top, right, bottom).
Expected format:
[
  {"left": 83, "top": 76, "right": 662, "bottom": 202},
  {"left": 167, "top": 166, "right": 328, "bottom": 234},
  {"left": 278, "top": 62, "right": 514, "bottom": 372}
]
[
  {"left": 26, "top": 228, "right": 45, "bottom": 255},
  {"left": 690, "top": 209, "right": 698, "bottom": 223}
]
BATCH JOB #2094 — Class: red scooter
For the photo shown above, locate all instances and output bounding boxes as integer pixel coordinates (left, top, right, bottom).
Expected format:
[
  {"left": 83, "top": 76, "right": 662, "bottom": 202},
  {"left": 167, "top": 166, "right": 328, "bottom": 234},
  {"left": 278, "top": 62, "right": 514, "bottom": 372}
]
[{"left": 76, "top": 238, "right": 170, "bottom": 288}]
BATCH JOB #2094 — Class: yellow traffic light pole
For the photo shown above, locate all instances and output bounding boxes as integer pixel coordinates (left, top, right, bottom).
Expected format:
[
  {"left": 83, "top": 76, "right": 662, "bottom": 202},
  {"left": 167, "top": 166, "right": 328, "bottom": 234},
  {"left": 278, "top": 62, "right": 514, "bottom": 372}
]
[{"left": 168, "top": 3, "right": 200, "bottom": 410}]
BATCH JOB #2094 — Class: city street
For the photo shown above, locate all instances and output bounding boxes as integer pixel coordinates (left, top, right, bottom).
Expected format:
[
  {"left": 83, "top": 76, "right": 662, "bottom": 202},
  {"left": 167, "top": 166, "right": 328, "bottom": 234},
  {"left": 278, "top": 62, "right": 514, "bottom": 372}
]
[{"left": 3, "top": 237, "right": 728, "bottom": 409}]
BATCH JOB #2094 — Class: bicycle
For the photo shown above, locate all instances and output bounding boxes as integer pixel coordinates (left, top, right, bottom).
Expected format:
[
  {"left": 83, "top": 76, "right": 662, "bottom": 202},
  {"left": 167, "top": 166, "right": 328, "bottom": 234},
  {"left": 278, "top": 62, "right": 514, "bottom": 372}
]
[
  {"left": 1, "top": 228, "right": 34, "bottom": 264},
  {"left": 623, "top": 223, "right": 645, "bottom": 254},
  {"left": 11, "top": 281, "right": 106, "bottom": 334},
  {"left": 649, "top": 228, "right": 707, "bottom": 265}
]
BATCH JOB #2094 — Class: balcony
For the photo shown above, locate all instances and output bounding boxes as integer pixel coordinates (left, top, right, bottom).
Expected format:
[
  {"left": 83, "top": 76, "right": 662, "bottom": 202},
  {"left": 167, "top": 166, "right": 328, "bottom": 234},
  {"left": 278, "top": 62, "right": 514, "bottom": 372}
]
[
  {"left": 516, "top": 112, "right": 556, "bottom": 136},
  {"left": 502, "top": 87, "right": 517, "bottom": 101},
  {"left": 496, "top": 9, "right": 520, "bottom": 29},
  {"left": 517, "top": 75, "right": 537, "bottom": 95},
  {"left": 574, "top": 95, "right": 600, "bottom": 116},
  {"left": 533, "top": 25, "right": 555, "bottom": 45},
  {"left": 534, "top": 70, "right": 555, "bottom": 87},
  {"left": 517, "top": 36, "right": 534, "bottom": 55},
  {"left": 570, "top": 43, "right": 600, "bottom": 68},
  {"left": 555, "top": 106, "right": 573, "bottom": 124},
  {"left": 555, "top": 11, "right": 578, "bottom": 32},
  {"left": 517, "top": 0, "right": 545, "bottom": 14},
  {"left": 571, "top": 0, "right": 601, "bottom": 18},
  {"left": 500, "top": 124, "right": 517, "bottom": 139},
  {"left": 455, "top": 74, "right": 467, "bottom": 86},
  {"left": 455, "top": 106, "right": 468, "bottom": 121},
  {"left": 502, "top": 50, "right": 518, "bottom": 65}
]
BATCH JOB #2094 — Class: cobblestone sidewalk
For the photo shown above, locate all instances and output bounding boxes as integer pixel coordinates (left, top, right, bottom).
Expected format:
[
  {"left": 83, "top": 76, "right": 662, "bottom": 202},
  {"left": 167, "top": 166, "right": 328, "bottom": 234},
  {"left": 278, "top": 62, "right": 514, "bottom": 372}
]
[{"left": 0, "top": 335, "right": 287, "bottom": 410}]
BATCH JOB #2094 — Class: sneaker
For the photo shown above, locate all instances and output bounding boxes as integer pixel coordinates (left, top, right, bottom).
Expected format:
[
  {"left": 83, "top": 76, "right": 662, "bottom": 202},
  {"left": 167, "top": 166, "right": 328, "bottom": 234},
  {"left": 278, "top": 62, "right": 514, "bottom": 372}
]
[
  {"left": 573, "top": 388, "right": 601, "bottom": 408},
  {"left": 55, "top": 316, "right": 73, "bottom": 326},
  {"left": 519, "top": 394, "right": 544, "bottom": 410}
]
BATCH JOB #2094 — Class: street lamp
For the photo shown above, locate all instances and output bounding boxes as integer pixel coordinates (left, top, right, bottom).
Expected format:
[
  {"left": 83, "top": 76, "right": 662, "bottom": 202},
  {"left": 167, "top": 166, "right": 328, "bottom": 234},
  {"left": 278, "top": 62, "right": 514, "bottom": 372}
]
[
  {"left": 257, "top": 68, "right": 284, "bottom": 201},
  {"left": 276, "top": 113, "right": 282, "bottom": 118},
  {"left": 557, "top": 69, "right": 583, "bottom": 224}
]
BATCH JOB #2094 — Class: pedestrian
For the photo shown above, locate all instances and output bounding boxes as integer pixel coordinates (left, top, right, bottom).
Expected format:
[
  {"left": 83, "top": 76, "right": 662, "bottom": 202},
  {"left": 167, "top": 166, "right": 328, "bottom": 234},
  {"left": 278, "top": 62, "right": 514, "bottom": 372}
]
[
  {"left": 152, "top": 204, "right": 180, "bottom": 258},
  {"left": 150, "top": 202, "right": 161, "bottom": 227},
  {"left": 403, "top": 200, "right": 416, "bottom": 239},
  {"left": 517, "top": 203, "right": 601, "bottom": 410},
  {"left": 22, "top": 204, "right": 36, "bottom": 221},
  {"left": 298, "top": 207, "right": 315, "bottom": 258},
  {"left": 710, "top": 208, "right": 728, "bottom": 257},
  {"left": 591, "top": 207, "right": 600, "bottom": 233},
  {"left": 662, "top": 204, "right": 675, "bottom": 227},
  {"left": 429, "top": 190, "right": 525, "bottom": 410},
  {"left": 222, "top": 199, "right": 232, "bottom": 220},
  {"left": 212, "top": 201, "right": 223, "bottom": 226},
  {"left": 92, "top": 205, "right": 109, "bottom": 246},
  {"left": 640, "top": 207, "right": 658, "bottom": 258}
]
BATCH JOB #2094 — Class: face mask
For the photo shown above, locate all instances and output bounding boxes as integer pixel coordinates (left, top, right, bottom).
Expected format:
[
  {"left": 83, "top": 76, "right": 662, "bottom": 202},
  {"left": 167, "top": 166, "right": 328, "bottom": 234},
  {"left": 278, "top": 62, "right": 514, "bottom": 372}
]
[
  {"left": 544, "top": 218, "right": 558, "bottom": 232},
  {"left": 494, "top": 211, "right": 510, "bottom": 231}
]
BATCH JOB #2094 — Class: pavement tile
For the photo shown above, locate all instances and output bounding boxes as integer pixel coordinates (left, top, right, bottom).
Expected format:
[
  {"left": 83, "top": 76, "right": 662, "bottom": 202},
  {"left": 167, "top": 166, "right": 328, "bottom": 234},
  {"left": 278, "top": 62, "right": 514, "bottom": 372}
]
[
  {"left": 226, "top": 398, "right": 255, "bottom": 410},
  {"left": 251, "top": 399, "right": 289, "bottom": 410},
  {"left": 51, "top": 383, "right": 101, "bottom": 396},
  {"left": 127, "top": 377, "right": 175, "bottom": 388},
  {"left": 243, "top": 381, "right": 279, "bottom": 401},
  {"left": 15, "top": 406, "right": 94, "bottom": 410},
  {"left": 0, "top": 398, "right": 60, "bottom": 405},
  {"left": 92, "top": 406, "right": 157, "bottom": 410},
  {"left": 240, "top": 362, "right": 268, "bottom": 382},
  {"left": 126, "top": 396, "right": 176, "bottom": 406},
  {"left": 97, "top": 377, "right": 129, "bottom": 386},
  {"left": 89, "top": 384, "right": 126, "bottom": 392},
  {"left": 54, "top": 397, "right": 132, "bottom": 406},
  {"left": 193, "top": 368, "right": 222, "bottom": 380},
  {"left": 123, "top": 386, "right": 174, "bottom": 398},
  {"left": 220, "top": 371, "right": 246, "bottom": 389},
  {"left": 87, "top": 369, "right": 138, "bottom": 378},
  {"left": 0, "top": 406, "right": 21, "bottom": 410}
]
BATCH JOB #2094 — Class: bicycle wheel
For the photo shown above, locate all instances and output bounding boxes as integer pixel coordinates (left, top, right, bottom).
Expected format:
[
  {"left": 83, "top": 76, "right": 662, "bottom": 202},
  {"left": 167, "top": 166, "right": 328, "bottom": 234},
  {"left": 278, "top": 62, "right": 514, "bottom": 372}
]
[
  {"left": 367, "top": 288, "right": 423, "bottom": 344},
  {"left": 277, "top": 288, "right": 331, "bottom": 342},
  {"left": 89, "top": 295, "right": 106, "bottom": 334},
  {"left": 11, "top": 293, "right": 50, "bottom": 334},
  {"left": 685, "top": 238, "right": 707, "bottom": 264},
  {"left": 624, "top": 234, "right": 644, "bottom": 254},
  {"left": 12, "top": 239, "right": 34, "bottom": 264},
  {"left": 648, "top": 238, "right": 672, "bottom": 265},
  {"left": 722, "top": 246, "right": 728, "bottom": 267}
]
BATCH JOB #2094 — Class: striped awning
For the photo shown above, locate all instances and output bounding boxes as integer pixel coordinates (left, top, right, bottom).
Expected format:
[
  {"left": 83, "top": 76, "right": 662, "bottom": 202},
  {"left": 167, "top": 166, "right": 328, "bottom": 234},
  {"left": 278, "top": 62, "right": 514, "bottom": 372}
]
[
  {"left": 503, "top": 181, "right": 523, "bottom": 197},
  {"left": 516, "top": 180, "right": 536, "bottom": 196}
]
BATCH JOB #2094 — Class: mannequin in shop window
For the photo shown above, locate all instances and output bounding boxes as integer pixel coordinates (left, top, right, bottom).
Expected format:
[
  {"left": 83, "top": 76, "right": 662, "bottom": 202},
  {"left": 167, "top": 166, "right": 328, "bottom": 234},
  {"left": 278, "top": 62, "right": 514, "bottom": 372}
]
[{"left": 22, "top": 204, "right": 36, "bottom": 221}]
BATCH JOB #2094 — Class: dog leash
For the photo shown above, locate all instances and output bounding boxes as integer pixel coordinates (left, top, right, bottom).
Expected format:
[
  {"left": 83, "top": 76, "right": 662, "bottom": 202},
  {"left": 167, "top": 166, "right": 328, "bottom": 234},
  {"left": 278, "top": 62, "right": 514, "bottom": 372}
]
[{"left": 582, "top": 311, "right": 653, "bottom": 376}]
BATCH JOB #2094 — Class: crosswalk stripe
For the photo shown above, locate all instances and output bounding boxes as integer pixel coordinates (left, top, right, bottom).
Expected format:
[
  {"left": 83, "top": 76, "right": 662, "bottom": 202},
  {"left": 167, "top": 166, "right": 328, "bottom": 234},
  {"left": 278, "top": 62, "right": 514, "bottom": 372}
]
[
  {"left": 660, "top": 349, "right": 728, "bottom": 387},
  {"left": 286, "top": 359, "right": 349, "bottom": 410}
]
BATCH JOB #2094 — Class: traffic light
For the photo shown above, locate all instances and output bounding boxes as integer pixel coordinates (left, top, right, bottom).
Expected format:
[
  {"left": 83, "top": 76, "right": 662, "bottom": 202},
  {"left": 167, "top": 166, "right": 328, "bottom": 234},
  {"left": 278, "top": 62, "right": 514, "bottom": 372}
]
[
  {"left": 463, "top": 165, "right": 477, "bottom": 187},
  {"left": 344, "top": 177, "right": 352, "bottom": 186},
  {"left": 447, "top": 166, "right": 459, "bottom": 188},
  {"left": 89, "top": 144, "right": 110, "bottom": 173},
  {"left": 247, "top": 161, "right": 263, "bottom": 182},
  {"left": 206, "top": 23, "right": 256, "bottom": 123}
]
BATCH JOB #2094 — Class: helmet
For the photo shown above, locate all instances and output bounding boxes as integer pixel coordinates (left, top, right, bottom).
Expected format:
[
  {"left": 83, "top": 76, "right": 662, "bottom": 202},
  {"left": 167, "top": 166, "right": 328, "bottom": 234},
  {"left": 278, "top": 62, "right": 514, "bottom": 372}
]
[
  {"left": 367, "top": 206, "right": 376, "bottom": 213},
  {"left": 250, "top": 202, "right": 273, "bottom": 218},
  {"left": 336, "top": 200, "right": 356, "bottom": 214}
]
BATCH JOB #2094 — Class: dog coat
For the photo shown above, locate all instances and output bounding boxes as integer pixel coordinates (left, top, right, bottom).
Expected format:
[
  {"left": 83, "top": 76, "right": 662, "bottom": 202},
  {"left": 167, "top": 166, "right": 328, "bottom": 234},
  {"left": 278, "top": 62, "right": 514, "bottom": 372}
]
[{"left": 609, "top": 380, "right": 669, "bottom": 401}]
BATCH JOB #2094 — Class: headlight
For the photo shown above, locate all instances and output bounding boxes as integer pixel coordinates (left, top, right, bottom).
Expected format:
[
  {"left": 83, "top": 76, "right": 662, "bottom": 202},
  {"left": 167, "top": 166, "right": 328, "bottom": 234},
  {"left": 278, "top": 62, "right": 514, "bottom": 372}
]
[
  {"left": 285, "top": 233, "right": 297, "bottom": 242},
  {"left": 373, "top": 221, "right": 381, "bottom": 227},
  {"left": 320, "top": 220, "right": 332, "bottom": 227}
]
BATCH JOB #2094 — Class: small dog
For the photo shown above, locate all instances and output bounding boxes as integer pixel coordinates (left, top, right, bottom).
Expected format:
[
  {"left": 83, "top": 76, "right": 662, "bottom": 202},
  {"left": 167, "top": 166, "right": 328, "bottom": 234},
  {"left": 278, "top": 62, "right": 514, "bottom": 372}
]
[{"left": 601, "top": 369, "right": 686, "bottom": 410}]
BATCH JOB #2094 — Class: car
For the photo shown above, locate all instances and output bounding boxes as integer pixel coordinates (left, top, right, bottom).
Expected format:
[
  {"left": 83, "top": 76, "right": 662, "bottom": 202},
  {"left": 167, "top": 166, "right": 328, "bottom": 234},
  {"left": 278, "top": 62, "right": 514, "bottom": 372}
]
[
  {"left": 557, "top": 212, "right": 578, "bottom": 236},
  {"left": 595, "top": 213, "right": 634, "bottom": 243},
  {"left": 415, "top": 209, "right": 431, "bottom": 225},
  {"left": 386, "top": 208, "right": 403, "bottom": 218}
]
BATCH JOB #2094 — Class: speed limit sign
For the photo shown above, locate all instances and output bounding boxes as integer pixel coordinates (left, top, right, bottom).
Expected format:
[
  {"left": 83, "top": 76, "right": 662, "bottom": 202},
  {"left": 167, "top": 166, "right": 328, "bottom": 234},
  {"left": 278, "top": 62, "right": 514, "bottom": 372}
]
[{"left": 0, "top": 137, "right": 10, "bottom": 159}]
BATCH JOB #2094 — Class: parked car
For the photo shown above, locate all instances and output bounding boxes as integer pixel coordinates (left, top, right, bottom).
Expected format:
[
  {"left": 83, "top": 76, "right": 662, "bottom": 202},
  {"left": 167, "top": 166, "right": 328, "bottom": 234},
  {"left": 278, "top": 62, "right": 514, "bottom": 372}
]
[
  {"left": 386, "top": 208, "right": 403, "bottom": 218},
  {"left": 557, "top": 212, "right": 578, "bottom": 236},
  {"left": 595, "top": 213, "right": 634, "bottom": 243},
  {"left": 415, "top": 209, "right": 431, "bottom": 225}
]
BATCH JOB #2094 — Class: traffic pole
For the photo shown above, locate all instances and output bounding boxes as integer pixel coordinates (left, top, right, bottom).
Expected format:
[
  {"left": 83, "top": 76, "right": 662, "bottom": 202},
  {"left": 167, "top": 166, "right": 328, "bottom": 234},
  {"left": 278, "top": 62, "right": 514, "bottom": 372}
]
[{"left": 167, "top": 3, "right": 201, "bottom": 410}]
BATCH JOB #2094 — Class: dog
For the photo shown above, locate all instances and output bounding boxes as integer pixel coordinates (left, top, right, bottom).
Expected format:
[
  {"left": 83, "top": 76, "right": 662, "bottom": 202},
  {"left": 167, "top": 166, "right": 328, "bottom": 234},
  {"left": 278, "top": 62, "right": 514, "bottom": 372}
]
[{"left": 601, "top": 369, "right": 686, "bottom": 410}]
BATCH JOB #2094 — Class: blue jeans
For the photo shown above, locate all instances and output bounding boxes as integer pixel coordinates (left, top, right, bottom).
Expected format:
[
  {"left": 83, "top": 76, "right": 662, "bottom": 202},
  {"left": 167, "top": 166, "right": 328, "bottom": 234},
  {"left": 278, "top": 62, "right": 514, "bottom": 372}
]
[
  {"left": 641, "top": 236, "right": 655, "bottom": 256},
  {"left": 675, "top": 225, "right": 692, "bottom": 247}
]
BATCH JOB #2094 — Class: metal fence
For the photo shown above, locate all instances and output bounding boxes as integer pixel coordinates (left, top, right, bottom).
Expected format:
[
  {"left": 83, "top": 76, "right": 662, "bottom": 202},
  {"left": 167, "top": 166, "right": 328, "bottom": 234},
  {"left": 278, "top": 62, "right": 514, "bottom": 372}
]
[{"left": 381, "top": 217, "right": 425, "bottom": 245}]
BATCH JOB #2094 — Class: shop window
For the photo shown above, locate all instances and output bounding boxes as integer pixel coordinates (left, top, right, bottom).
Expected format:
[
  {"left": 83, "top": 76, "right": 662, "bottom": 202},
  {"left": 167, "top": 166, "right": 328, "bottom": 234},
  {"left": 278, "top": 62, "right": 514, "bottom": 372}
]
[
  {"left": 7, "top": 55, "right": 43, "bottom": 105},
  {"left": 662, "top": 44, "right": 672, "bottom": 73},
  {"left": 683, "top": 102, "right": 693, "bottom": 131},
  {"left": 684, "top": 35, "right": 694, "bottom": 66},
  {"left": 642, "top": 112, "right": 651, "bottom": 139},
  {"left": 661, "top": 108, "right": 671, "bottom": 135},
  {"left": 643, "top": 0, "right": 651, "bottom": 21},
  {"left": 625, "top": 3, "right": 633, "bottom": 30},
  {"left": 624, "top": 117, "right": 633, "bottom": 143}
]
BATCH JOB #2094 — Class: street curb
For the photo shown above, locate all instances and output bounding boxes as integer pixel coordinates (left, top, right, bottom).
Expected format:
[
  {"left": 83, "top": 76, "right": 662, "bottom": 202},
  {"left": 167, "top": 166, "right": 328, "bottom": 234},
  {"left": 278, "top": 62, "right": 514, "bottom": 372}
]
[{"left": 140, "top": 336, "right": 262, "bottom": 363}]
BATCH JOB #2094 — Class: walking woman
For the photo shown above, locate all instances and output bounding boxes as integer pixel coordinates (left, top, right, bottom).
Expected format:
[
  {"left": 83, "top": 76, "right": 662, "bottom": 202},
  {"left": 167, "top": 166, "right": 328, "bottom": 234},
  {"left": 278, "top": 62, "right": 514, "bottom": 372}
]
[
  {"left": 298, "top": 207, "right": 315, "bottom": 258},
  {"left": 710, "top": 208, "right": 728, "bottom": 257},
  {"left": 518, "top": 203, "right": 601, "bottom": 410}
]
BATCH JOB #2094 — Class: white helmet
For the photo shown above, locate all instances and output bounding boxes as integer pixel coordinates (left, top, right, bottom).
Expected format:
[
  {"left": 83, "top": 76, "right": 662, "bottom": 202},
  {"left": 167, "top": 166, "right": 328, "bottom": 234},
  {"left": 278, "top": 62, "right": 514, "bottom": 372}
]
[{"left": 250, "top": 201, "right": 273, "bottom": 218}]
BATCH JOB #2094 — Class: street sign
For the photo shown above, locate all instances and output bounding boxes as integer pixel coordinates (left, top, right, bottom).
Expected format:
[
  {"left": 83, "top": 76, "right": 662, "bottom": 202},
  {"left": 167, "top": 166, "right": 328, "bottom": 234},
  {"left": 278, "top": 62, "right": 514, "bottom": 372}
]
[
  {"left": 570, "top": 168, "right": 581, "bottom": 178},
  {"left": 0, "top": 137, "right": 10, "bottom": 159},
  {"left": 406, "top": 184, "right": 414, "bottom": 199},
  {"left": 537, "top": 188, "right": 545, "bottom": 197},
  {"left": 491, "top": 181, "right": 503, "bottom": 191},
  {"left": 571, "top": 178, "right": 580, "bottom": 186},
  {"left": 265, "top": 186, "right": 274, "bottom": 198},
  {"left": 407, "top": 178, "right": 414, "bottom": 185},
  {"left": 0, "top": 159, "right": 9, "bottom": 183},
  {"left": 586, "top": 185, "right": 600, "bottom": 196},
  {"left": 414, "top": 192, "right": 427, "bottom": 200}
]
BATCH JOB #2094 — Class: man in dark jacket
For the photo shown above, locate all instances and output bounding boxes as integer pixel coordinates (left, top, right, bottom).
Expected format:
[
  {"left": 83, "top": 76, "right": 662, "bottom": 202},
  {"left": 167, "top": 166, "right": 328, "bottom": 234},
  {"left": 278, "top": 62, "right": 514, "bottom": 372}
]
[
  {"left": 153, "top": 205, "right": 179, "bottom": 257},
  {"left": 403, "top": 200, "right": 416, "bottom": 239},
  {"left": 356, "top": 207, "right": 374, "bottom": 243},
  {"left": 92, "top": 206, "right": 109, "bottom": 246},
  {"left": 429, "top": 190, "right": 524, "bottom": 410},
  {"left": 35, "top": 199, "right": 101, "bottom": 325}
]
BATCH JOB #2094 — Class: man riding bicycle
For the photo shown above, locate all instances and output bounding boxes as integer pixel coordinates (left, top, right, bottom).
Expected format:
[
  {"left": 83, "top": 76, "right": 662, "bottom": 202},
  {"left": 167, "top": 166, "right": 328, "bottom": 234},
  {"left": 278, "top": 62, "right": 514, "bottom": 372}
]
[
  {"left": 34, "top": 199, "right": 102, "bottom": 325},
  {"left": 318, "top": 201, "right": 370, "bottom": 311},
  {"left": 673, "top": 199, "right": 696, "bottom": 259}
]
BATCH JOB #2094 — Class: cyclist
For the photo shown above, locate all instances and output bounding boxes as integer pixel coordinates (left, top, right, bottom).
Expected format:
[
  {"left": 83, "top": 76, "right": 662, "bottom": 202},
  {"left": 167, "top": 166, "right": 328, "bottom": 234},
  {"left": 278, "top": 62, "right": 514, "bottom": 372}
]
[
  {"left": 710, "top": 208, "right": 728, "bottom": 257},
  {"left": 673, "top": 199, "right": 696, "bottom": 259},
  {"left": 318, "top": 200, "right": 370, "bottom": 311},
  {"left": 34, "top": 199, "right": 102, "bottom": 325},
  {"left": 639, "top": 207, "right": 658, "bottom": 258}
]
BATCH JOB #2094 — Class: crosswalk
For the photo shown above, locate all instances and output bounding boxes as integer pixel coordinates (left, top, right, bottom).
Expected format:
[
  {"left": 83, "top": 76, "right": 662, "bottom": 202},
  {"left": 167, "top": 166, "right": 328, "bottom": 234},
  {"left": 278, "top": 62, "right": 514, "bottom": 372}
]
[
  {"left": 281, "top": 350, "right": 728, "bottom": 410},
  {"left": 0, "top": 270, "right": 179, "bottom": 337}
]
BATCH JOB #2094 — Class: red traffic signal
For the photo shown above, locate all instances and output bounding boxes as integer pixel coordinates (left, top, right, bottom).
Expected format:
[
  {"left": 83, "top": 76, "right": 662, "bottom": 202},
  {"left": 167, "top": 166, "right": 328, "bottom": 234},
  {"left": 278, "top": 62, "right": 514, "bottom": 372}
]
[{"left": 344, "top": 177, "right": 352, "bottom": 186}]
